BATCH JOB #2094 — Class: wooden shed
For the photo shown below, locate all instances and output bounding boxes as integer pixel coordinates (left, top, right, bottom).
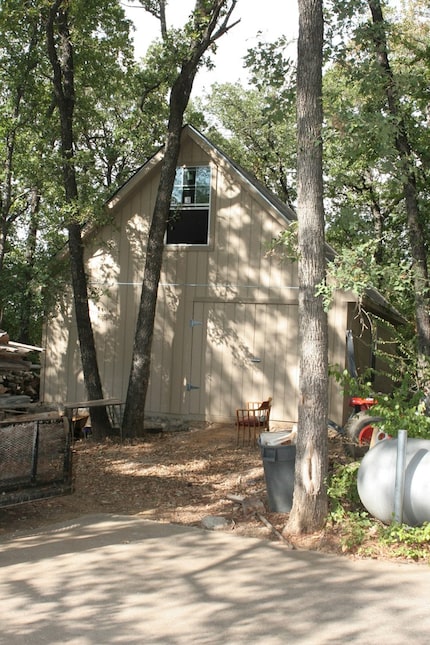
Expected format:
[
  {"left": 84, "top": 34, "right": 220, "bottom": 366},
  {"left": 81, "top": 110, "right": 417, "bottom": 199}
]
[{"left": 40, "top": 125, "right": 402, "bottom": 427}]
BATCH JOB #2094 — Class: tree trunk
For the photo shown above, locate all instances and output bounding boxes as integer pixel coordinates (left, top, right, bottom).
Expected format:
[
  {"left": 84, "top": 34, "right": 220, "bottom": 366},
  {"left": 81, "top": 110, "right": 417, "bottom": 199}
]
[
  {"left": 285, "top": 0, "right": 328, "bottom": 535},
  {"left": 368, "top": 0, "right": 430, "bottom": 364},
  {"left": 45, "top": 1, "right": 110, "bottom": 438},
  {"left": 122, "top": 0, "right": 238, "bottom": 438},
  {"left": 122, "top": 73, "right": 196, "bottom": 439}
]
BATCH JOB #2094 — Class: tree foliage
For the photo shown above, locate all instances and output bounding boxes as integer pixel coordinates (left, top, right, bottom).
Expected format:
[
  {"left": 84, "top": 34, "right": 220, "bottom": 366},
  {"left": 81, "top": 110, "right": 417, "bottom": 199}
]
[
  {"left": 0, "top": 0, "right": 165, "bottom": 345},
  {"left": 322, "top": 0, "right": 430, "bottom": 378},
  {"left": 196, "top": 36, "right": 297, "bottom": 206}
]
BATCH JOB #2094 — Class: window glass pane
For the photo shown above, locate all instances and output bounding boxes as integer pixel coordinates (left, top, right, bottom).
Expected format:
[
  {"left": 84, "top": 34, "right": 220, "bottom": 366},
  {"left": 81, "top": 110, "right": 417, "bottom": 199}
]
[
  {"left": 195, "top": 167, "right": 210, "bottom": 203},
  {"left": 167, "top": 166, "right": 211, "bottom": 243},
  {"left": 167, "top": 208, "right": 209, "bottom": 245},
  {"left": 196, "top": 166, "right": 210, "bottom": 185},
  {"left": 171, "top": 185, "right": 182, "bottom": 205},
  {"left": 173, "top": 168, "right": 183, "bottom": 186},
  {"left": 195, "top": 185, "right": 209, "bottom": 204},
  {"left": 184, "top": 168, "right": 196, "bottom": 186},
  {"left": 170, "top": 166, "right": 210, "bottom": 206},
  {"left": 182, "top": 186, "right": 195, "bottom": 204}
]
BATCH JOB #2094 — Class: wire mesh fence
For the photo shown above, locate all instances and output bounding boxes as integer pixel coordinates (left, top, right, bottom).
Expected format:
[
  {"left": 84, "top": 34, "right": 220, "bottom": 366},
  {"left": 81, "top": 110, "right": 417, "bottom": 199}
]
[{"left": 0, "top": 419, "right": 72, "bottom": 507}]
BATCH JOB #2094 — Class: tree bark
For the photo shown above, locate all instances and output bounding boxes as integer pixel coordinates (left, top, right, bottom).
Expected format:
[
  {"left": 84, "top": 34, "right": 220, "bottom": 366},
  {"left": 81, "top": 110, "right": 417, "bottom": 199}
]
[
  {"left": 368, "top": 0, "right": 430, "bottom": 363},
  {"left": 285, "top": 0, "right": 328, "bottom": 535},
  {"left": 122, "top": 0, "right": 238, "bottom": 438},
  {"left": 122, "top": 126, "right": 183, "bottom": 438},
  {"left": 45, "top": 1, "right": 111, "bottom": 438},
  {"left": 122, "top": 59, "right": 202, "bottom": 439}
]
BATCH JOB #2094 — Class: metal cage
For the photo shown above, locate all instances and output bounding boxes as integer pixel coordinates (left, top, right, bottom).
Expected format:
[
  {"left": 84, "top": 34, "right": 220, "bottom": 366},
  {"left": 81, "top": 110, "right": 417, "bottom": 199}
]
[{"left": 0, "top": 418, "right": 73, "bottom": 507}]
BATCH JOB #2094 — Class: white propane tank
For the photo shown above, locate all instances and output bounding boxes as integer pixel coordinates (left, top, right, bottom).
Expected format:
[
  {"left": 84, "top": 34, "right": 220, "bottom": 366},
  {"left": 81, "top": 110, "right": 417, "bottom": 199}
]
[{"left": 357, "top": 438, "right": 430, "bottom": 526}]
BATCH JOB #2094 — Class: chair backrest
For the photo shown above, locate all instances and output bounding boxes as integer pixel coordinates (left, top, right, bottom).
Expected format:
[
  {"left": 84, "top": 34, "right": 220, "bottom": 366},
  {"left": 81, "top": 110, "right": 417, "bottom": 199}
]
[
  {"left": 240, "top": 397, "right": 272, "bottom": 424},
  {"left": 236, "top": 397, "right": 272, "bottom": 444},
  {"left": 258, "top": 397, "right": 272, "bottom": 411},
  {"left": 259, "top": 397, "right": 272, "bottom": 426}
]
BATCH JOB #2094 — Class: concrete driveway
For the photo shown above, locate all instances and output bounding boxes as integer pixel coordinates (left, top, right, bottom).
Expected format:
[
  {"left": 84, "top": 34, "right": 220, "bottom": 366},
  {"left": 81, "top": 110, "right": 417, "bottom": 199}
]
[{"left": 1, "top": 514, "right": 430, "bottom": 644}]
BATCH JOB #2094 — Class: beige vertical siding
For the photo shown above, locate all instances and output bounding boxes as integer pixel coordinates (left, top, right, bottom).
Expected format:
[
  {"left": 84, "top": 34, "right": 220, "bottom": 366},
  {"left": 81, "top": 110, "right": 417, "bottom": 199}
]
[
  {"left": 327, "top": 294, "right": 350, "bottom": 426},
  {"left": 40, "top": 293, "right": 79, "bottom": 404},
  {"left": 176, "top": 301, "right": 300, "bottom": 423},
  {"left": 42, "top": 129, "right": 366, "bottom": 425}
]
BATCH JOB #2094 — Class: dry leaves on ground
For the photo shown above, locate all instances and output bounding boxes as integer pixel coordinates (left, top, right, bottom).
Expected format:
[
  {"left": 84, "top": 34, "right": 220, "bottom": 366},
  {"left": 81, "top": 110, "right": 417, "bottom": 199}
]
[{"left": 0, "top": 424, "right": 391, "bottom": 558}]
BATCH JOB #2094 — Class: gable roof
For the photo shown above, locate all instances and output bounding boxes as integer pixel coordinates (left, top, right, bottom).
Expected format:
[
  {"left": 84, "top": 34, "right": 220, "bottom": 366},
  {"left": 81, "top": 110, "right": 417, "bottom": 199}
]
[
  {"left": 107, "top": 124, "right": 296, "bottom": 221},
  {"left": 105, "top": 124, "right": 404, "bottom": 326},
  {"left": 107, "top": 124, "right": 338, "bottom": 261},
  {"left": 185, "top": 125, "right": 298, "bottom": 223}
]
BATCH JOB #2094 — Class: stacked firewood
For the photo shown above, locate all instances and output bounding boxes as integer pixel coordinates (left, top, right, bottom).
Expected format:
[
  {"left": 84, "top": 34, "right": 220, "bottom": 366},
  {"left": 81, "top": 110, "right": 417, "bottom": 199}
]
[{"left": 0, "top": 330, "right": 43, "bottom": 407}]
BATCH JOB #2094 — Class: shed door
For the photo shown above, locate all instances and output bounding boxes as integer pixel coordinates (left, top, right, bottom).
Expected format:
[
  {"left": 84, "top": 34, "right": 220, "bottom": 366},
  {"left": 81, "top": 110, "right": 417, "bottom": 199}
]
[{"left": 185, "top": 301, "right": 299, "bottom": 423}]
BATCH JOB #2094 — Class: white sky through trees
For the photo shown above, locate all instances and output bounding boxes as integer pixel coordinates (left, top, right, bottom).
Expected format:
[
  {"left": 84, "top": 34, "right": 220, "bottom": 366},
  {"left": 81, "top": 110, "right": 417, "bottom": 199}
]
[
  {"left": 123, "top": 1, "right": 404, "bottom": 96},
  {"left": 123, "top": 0, "right": 298, "bottom": 96}
]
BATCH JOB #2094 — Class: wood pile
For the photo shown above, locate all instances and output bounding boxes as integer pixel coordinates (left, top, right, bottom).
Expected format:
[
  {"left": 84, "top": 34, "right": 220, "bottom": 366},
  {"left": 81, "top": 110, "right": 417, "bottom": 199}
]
[{"left": 0, "top": 330, "right": 43, "bottom": 409}]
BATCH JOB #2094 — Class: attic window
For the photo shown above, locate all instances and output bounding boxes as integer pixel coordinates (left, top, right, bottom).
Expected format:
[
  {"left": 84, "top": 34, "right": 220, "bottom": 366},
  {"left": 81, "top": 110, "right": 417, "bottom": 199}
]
[{"left": 166, "top": 166, "right": 211, "bottom": 245}]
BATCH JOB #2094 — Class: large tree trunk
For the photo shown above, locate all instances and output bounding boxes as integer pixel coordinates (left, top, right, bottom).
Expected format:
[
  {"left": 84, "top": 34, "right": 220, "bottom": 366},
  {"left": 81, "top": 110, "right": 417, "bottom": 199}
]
[
  {"left": 368, "top": 0, "right": 430, "bottom": 365},
  {"left": 122, "top": 71, "right": 197, "bottom": 439},
  {"left": 122, "top": 0, "right": 238, "bottom": 438},
  {"left": 45, "top": 1, "right": 110, "bottom": 439},
  {"left": 285, "top": 0, "right": 328, "bottom": 535}
]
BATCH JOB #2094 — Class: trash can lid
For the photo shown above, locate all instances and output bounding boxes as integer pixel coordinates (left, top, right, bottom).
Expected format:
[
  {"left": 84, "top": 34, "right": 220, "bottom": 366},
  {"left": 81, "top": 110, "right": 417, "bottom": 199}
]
[{"left": 258, "top": 431, "right": 295, "bottom": 446}]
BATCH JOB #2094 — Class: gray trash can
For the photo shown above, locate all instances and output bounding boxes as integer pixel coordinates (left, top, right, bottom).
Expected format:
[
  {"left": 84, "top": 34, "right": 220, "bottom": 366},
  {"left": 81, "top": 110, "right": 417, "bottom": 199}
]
[{"left": 258, "top": 432, "right": 296, "bottom": 512}]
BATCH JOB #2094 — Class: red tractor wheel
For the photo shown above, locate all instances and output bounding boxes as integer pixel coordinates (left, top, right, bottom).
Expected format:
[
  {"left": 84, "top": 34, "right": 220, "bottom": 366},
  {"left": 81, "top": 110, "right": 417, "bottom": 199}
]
[{"left": 344, "top": 411, "right": 384, "bottom": 458}]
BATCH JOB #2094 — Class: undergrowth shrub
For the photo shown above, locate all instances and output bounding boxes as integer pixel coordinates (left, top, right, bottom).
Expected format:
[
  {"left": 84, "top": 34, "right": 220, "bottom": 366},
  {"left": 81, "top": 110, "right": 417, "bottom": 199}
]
[
  {"left": 327, "top": 350, "right": 430, "bottom": 560},
  {"left": 377, "top": 522, "right": 430, "bottom": 562},
  {"left": 327, "top": 462, "right": 430, "bottom": 561},
  {"left": 327, "top": 461, "right": 372, "bottom": 551}
]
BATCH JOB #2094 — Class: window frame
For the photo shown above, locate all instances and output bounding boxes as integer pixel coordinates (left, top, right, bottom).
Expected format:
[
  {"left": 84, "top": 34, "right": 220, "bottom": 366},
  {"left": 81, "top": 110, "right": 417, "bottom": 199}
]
[{"left": 166, "top": 165, "right": 211, "bottom": 247}]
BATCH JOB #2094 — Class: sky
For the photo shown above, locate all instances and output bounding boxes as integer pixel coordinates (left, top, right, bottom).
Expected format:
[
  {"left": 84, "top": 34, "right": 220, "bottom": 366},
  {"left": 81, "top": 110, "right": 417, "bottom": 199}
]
[{"left": 122, "top": 0, "right": 299, "bottom": 96}]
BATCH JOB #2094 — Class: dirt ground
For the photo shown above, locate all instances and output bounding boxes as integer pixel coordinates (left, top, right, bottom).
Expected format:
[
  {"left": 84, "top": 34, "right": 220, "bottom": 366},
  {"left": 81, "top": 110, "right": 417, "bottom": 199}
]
[{"left": 0, "top": 423, "right": 355, "bottom": 551}]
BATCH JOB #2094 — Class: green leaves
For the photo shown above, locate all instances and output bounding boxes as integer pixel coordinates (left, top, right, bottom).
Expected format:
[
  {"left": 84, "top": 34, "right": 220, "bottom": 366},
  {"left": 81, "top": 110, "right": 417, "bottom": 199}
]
[
  {"left": 322, "top": 1, "right": 430, "bottom": 337},
  {"left": 267, "top": 222, "right": 299, "bottom": 263},
  {"left": 0, "top": 0, "right": 164, "bottom": 340},
  {"left": 379, "top": 522, "right": 430, "bottom": 561},
  {"left": 197, "top": 35, "right": 297, "bottom": 206},
  {"left": 315, "top": 239, "right": 382, "bottom": 310}
]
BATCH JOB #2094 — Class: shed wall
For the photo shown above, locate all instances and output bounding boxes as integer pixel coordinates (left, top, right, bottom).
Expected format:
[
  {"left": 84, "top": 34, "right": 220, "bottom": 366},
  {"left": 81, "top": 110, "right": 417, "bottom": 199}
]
[{"left": 41, "top": 133, "right": 355, "bottom": 425}]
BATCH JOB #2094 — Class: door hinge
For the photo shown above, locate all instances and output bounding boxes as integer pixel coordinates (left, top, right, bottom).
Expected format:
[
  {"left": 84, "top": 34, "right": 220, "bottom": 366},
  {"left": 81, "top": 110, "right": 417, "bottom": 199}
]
[{"left": 186, "top": 383, "right": 200, "bottom": 391}]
